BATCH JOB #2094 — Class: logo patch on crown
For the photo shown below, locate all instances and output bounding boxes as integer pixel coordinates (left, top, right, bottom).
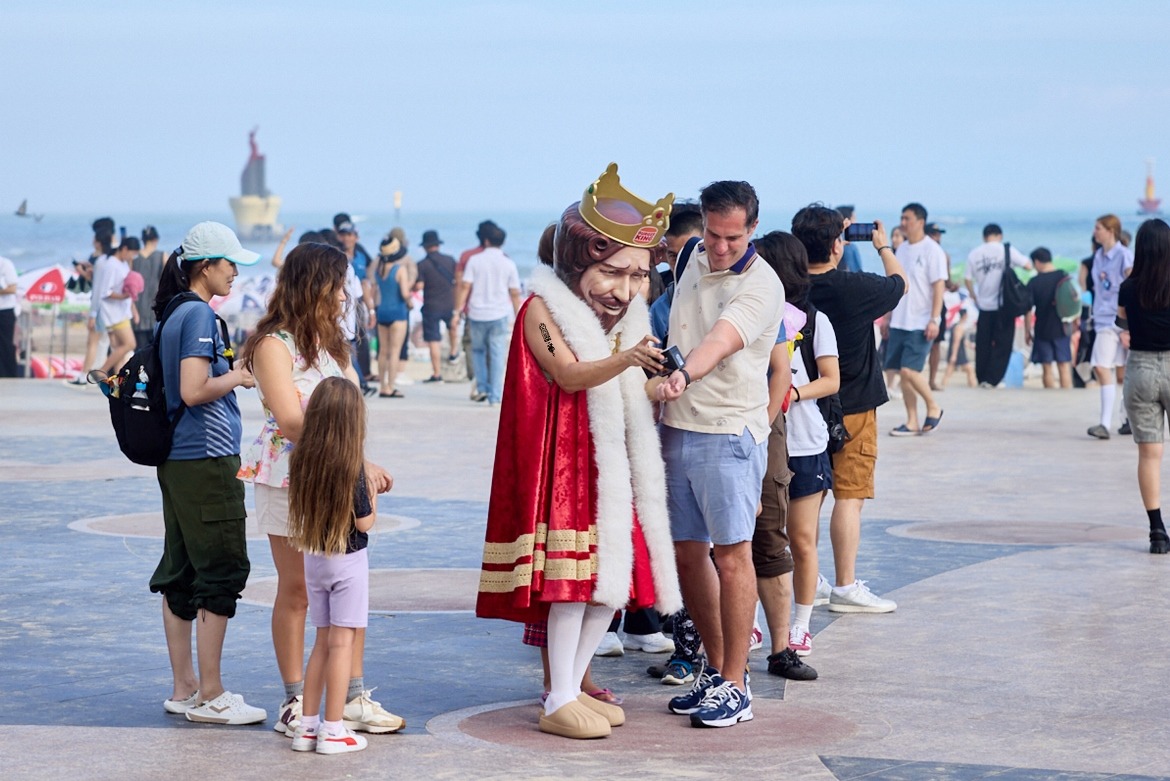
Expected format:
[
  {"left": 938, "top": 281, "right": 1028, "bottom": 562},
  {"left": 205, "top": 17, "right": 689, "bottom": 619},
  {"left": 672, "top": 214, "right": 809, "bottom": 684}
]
[{"left": 578, "top": 163, "right": 674, "bottom": 248}]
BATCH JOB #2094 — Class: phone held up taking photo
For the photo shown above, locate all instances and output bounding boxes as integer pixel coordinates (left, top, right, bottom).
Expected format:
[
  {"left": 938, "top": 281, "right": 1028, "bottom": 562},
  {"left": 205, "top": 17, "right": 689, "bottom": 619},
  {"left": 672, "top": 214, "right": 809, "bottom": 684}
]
[{"left": 843, "top": 222, "right": 875, "bottom": 242}]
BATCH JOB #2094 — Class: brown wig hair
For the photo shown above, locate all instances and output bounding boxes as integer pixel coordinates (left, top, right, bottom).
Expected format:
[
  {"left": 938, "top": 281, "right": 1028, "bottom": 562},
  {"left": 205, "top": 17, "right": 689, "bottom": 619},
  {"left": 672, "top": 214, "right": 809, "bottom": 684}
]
[
  {"left": 1132, "top": 218, "right": 1170, "bottom": 311},
  {"left": 240, "top": 243, "right": 349, "bottom": 371},
  {"left": 288, "top": 377, "right": 367, "bottom": 555},
  {"left": 552, "top": 203, "right": 666, "bottom": 291},
  {"left": 537, "top": 223, "right": 556, "bottom": 267}
]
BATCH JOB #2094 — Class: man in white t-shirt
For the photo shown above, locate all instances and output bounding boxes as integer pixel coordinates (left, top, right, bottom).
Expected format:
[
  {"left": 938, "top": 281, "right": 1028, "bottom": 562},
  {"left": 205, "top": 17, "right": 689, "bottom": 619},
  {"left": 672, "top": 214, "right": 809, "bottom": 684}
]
[
  {"left": 0, "top": 254, "right": 19, "bottom": 377},
  {"left": 656, "top": 180, "right": 783, "bottom": 728},
  {"left": 887, "top": 203, "right": 947, "bottom": 435},
  {"left": 453, "top": 222, "right": 521, "bottom": 404},
  {"left": 964, "top": 223, "right": 1032, "bottom": 387}
]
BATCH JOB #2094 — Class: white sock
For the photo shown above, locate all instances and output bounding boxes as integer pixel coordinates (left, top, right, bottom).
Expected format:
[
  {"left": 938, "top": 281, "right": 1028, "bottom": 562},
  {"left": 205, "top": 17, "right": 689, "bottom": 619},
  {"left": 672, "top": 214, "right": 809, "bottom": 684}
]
[
  {"left": 322, "top": 719, "right": 344, "bottom": 735},
  {"left": 545, "top": 602, "right": 585, "bottom": 715},
  {"left": 833, "top": 580, "right": 858, "bottom": 594},
  {"left": 792, "top": 603, "right": 813, "bottom": 634},
  {"left": 1100, "top": 384, "right": 1116, "bottom": 429},
  {"left": 572, "top": 605, "right": 615, "bottom": 690},
  {"left": 300, "top": 713, "right": 320, "bottom": 731}
]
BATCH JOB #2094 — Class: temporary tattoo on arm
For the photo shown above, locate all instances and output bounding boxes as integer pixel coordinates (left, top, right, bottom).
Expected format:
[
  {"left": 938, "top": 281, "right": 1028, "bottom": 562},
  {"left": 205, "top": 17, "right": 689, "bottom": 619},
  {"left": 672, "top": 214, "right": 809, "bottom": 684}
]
[{"left": 539, "top": 323, "right": 555, "bottom": 355}]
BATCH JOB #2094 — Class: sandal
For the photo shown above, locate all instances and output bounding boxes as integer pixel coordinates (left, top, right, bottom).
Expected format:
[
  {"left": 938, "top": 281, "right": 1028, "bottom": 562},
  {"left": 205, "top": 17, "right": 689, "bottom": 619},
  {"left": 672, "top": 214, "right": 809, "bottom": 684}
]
[
  {"left": 889, "top": 424, "right": 919, "bottom": 437},
  {"left": 586, "top": 688, "right": 623, "bottom": 706},
  {"left": 921, "top": 409, "right": 945, "bottom": 434},
  {"left": 378, "top": 389, "right": 405, "bottom": 398}
]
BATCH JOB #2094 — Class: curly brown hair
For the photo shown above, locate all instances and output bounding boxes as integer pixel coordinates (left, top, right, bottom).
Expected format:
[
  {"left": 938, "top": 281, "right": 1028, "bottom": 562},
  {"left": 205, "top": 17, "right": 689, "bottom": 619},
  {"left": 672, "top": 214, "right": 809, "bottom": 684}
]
[
  {"left": 240, "top": 243, "right": 350, "bottom": 371},
  {"left": 552, "top": 203, "right": 666, "bottom": 290}
]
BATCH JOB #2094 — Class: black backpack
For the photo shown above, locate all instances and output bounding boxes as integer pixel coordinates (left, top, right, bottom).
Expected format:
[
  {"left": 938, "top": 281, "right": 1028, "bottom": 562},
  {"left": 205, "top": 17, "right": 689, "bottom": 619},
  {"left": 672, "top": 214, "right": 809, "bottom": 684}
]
[
  {"left": 998, "top": 242, "right": 1031, "bottom": 318},
  {"left": 798, "top": 302, "right": 848, "bottom": 455},
  {"left": 105, "top": 292, "right": 213, "bottom": 466}
]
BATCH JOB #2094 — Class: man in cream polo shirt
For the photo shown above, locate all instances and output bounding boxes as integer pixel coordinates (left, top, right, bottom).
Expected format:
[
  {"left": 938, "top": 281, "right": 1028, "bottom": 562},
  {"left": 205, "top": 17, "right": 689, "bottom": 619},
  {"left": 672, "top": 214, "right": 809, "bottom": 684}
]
[{"left": 656, "top": 180, "right": 783, "bottom": 729}]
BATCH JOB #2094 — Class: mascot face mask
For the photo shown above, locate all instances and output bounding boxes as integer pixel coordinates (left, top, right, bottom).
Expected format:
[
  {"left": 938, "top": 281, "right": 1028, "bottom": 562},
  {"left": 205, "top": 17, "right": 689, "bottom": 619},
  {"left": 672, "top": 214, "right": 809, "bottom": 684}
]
[{"left": 553, "top": 163, "right": 673, "bottom": 332}]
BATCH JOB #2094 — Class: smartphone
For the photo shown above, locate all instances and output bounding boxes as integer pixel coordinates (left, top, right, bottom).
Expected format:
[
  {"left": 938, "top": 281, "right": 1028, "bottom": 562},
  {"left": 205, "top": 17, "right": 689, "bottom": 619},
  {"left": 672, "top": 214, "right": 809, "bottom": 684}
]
[
  {"left": 843, "top": 222, "right": 875, "bottom": 242},
  {"left": 660, "top": 345, "right": 686, "bottom": 376}
]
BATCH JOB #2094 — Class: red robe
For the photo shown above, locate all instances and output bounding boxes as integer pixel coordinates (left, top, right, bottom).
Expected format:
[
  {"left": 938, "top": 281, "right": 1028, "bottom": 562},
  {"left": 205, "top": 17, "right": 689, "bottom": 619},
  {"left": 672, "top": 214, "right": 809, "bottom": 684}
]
[{"left": 476, "top": 297, "right": 655, "bottom": 624}]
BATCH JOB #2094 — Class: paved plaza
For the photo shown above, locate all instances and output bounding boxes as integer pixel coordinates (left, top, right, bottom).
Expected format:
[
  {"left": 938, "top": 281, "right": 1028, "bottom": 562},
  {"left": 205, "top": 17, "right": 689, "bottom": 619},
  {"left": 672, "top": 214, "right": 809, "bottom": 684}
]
[{"left": 2, "top": 368, "right": 1168, "bottom": 780}]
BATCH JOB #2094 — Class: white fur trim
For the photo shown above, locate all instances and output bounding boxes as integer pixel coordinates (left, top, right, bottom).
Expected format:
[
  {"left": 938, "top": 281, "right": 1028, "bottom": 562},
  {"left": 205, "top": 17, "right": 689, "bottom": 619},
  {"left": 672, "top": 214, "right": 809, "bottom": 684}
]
[{"left": 527, "top": 266, "right": 682, "bottom": 614}]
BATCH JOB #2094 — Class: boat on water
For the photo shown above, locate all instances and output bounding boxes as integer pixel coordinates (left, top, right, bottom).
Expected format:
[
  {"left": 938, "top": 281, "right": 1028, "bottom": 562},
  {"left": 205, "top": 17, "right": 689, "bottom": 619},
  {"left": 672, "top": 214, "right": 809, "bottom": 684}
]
[
  {"left": 229, "top": 128, "right": 283, "bottom": 240},
  {"left": 15, "top": 199, "right": 43, "bottom": 222},
  {"left": 1138, "top": 158, "right": 1162, "bottom": 216}
]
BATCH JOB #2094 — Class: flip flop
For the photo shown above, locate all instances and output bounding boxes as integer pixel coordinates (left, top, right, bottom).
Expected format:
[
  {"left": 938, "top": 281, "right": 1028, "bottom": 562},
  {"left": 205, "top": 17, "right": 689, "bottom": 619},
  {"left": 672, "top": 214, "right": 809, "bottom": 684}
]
[
  {"left": 587, "top": 688, "right": 624, "bottom": 706},
  {"left": 921, "top": 410, "right": 945, "bottom": 434},
  {"left": 889, "top": 424, "right": 919, "bottom": 437},
  {"left": 378, "top": 390, "right": 405, "bottom": 398}
]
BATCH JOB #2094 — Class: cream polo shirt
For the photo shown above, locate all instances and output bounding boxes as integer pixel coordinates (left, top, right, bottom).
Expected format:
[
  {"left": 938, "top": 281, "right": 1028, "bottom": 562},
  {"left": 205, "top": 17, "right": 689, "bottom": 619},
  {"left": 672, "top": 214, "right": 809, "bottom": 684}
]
[{"left": 662, "top": 244, "right": 784, "bottom": 444}]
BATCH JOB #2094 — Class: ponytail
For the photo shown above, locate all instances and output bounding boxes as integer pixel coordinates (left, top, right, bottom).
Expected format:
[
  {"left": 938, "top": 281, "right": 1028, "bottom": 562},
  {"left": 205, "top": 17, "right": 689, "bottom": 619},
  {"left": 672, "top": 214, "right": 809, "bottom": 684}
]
[{"left": 153, "top": 248, "right": 209, "bottom": 319}]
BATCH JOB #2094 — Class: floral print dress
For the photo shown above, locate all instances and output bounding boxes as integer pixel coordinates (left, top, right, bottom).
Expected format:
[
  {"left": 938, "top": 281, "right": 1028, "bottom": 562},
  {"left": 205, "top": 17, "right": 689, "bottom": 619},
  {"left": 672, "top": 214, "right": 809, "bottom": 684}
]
[{"left": 237, "top": 331, "right": 346, "bottom": 488}]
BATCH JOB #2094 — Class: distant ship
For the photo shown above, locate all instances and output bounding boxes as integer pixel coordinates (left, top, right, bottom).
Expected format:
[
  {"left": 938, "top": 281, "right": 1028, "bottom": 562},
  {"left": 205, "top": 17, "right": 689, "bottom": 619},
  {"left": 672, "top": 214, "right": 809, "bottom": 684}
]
[
  {"left": 14, "top": 199, "right": 43, "bottom": 222},
  {"left": 1138, "top": 158, "right": 1162, "bottom": 215},
  {"left": 229, "top": 128, "right": 283, "bottom": 240}
]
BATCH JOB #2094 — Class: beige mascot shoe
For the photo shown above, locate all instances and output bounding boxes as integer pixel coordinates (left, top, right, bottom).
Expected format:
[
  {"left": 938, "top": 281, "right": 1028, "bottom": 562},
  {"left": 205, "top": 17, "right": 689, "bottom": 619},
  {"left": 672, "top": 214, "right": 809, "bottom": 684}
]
[
  {"left": 538, "top": 699, "right": 611, "bottom": 739},
  {"left": 576, "top": 693, "right": 625, "bottom": 726}
]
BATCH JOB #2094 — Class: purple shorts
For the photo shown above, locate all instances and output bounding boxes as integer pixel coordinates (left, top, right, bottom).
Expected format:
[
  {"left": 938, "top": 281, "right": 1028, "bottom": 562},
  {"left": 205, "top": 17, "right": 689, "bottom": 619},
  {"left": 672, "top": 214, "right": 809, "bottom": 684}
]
[{"left": 304, "top": 548, "right": 369, "bottom": 629}]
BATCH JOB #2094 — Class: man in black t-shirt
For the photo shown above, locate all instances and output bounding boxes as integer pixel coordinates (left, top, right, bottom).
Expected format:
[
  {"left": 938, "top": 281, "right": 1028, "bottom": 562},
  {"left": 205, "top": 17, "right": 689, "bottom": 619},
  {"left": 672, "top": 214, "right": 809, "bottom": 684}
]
[
  {"left": 415, "top": 230, "right": 459, "bottom": 382},
  {"left": 793, "top": 204, "right": 906, "bottom": 614},
  {"left": 1024, "top": 247, "right": 1072, "bottom": 388}
]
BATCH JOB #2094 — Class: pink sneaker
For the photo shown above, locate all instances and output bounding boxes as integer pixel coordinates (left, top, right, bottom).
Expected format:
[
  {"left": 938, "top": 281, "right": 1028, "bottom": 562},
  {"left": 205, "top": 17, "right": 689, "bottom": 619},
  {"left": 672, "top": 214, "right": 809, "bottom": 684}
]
[
  {"left": 748, "top": 626, "right": 764, "bottom": 652},
  {"left": 788, "top": 628, "right": 812, "bottom": 657}
]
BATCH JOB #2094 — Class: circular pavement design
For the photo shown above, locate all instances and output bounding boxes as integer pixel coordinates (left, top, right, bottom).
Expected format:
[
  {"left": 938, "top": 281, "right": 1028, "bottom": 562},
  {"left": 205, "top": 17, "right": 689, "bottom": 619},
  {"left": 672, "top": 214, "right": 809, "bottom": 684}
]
[
  {"left": 887, "top": 520, "right": 1143, "bottom": 545},
  {"left": 242, "top": 567, "right": 481, "bottom": 613},
  {"left": 69, "top": 512, "right": 421, "bottom": 541},
  {"left": 428, "top": 697, "right": 857, "bottom": 754}
]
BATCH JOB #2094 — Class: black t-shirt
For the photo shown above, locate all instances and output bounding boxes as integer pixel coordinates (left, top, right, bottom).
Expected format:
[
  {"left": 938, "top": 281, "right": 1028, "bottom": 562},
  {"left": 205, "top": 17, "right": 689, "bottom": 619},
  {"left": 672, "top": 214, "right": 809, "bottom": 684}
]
[
  {"left": 346, "top": 471, "right": 373, "bottom": 554},
  {"left": 1118, "top": 278, "right": 1170, "bottom": 352},
  {"left": 417, "top": 251, "right": 458, "bottom": 313},
  {"left": 1026, "top": 269, "right": 1067, "bottom": 341},
  {"left": 808, "top": 268, "right": 906, "bottom": 415}
]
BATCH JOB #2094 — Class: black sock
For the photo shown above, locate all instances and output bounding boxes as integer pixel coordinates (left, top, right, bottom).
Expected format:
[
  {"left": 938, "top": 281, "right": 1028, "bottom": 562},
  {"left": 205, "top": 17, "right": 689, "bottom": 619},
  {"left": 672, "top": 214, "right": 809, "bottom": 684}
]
[{"left": 1149, "top": 508, "right": 1165, "bottom": 534}]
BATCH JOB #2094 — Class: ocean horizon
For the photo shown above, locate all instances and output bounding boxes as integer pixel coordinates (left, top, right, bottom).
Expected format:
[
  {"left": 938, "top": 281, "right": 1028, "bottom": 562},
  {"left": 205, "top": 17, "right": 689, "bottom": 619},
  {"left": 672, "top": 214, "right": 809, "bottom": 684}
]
[{"left": 3, "top": 206, "right": 1163, "bottom": 281}]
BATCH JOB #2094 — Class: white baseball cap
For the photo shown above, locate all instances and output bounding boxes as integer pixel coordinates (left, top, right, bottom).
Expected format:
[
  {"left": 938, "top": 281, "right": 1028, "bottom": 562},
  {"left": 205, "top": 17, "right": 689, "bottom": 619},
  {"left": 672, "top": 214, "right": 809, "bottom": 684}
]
[{"left": 180, "top": 221, "right": 261, "bottom": 266}]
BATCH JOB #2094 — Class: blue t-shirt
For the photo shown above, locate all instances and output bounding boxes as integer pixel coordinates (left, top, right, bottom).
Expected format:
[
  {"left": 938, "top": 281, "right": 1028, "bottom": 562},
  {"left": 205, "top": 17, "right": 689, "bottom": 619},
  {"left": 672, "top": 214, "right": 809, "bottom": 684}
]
[
  {"left": 649, "top": 285, "right": 672, "bottom": 342},
  {"left": 841, "top": 243, "right": 863, "bottom": 273},
  {"left": 158, "top": 300, "right": 242, "bottom": 460},
  {"left": 352, "top": 245, "right": 371, "bottom": 282}
]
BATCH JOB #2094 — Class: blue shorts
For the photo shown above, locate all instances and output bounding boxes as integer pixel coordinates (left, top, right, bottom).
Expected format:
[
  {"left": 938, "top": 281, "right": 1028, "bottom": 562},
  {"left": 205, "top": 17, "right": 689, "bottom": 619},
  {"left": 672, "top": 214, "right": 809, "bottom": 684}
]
[
  {"left": 884, "top": 328, "right": 931, "bottom": 372},
  {"left": 1031, "top": 336, "right": 1072, "bottom": 365},
  {"left": 662, "top": 425, "right": 767, "bottom": 546},
  {"left": 788, "top": 450, "right": 833, "bottom": 500}
]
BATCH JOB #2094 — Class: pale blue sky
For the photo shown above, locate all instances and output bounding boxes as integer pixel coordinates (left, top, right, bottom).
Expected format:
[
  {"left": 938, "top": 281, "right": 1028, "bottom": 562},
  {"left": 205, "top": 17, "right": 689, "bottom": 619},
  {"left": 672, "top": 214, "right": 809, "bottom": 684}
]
[{"left": 2, "top": 1, "right": 1168, "bottom": 215}]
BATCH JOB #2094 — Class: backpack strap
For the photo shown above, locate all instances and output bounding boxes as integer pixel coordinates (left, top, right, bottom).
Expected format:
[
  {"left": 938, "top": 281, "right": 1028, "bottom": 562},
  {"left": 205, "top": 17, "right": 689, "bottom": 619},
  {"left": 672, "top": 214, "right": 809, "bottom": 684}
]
[
  {"left": 153, "top": 291, "right": 203, "bottom": 422},
  {"left": 799, "top": 302, "right": 819, "bottom": 382},
  {"left": 672, "top": 236, "right": 702, "bottom": 302}
]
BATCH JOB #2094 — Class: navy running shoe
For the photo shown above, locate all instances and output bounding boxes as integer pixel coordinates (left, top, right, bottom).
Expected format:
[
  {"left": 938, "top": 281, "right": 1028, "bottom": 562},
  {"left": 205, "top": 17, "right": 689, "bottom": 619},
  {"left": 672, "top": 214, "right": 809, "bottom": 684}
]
[
  {"left": 689, "top": 680, "right": 753, "bottom": 728},
  {"left": 667, "top": 666, "right": 718, "bottom": 714}
]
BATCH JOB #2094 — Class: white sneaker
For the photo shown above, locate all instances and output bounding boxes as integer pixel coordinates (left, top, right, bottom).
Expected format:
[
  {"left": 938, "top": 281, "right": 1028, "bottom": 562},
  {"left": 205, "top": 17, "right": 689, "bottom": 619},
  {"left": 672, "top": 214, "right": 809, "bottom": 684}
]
[
  {"left": 163, "top": 690, "right": 199, "bottom": 714},
  {"left": 290, "top": 723, "right": 318, "bottom": 752},
  {"left": 813, "top": 574, "right": 832, "bottom": 607},
  {"left": 828, "top": 580, "right": 897, "bottom": 614},
  {"left": 185, "top": 691, "right": 267, "bottom": 725},
  {"left": 622, "top": 631, "right": 674, "bottom": 653},
  {"left": 343, "top": 688, "right": 405, "bottom": 733},
  {"left": 594, "top": 631, "right": 624, "bottom": 657},
  {"left": 273, "top": 694, "right": 302, "bottom": 735},
  {"left": 316, "top": 726, "right": 368, "bottom": 755}
]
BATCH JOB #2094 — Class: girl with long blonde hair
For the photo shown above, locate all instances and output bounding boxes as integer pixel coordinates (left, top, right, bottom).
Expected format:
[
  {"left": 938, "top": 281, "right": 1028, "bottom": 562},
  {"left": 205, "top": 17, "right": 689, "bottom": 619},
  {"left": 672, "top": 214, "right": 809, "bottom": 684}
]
[{"left": 285, "top": 377, "right": 377, "bottom": 754}]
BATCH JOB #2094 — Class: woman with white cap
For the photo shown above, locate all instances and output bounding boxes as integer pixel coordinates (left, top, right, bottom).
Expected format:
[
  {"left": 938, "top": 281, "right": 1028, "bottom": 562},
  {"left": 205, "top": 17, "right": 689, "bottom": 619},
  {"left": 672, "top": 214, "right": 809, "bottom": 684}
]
[{"left": 148, "top": 221, "right": 266, "bottom": 725}]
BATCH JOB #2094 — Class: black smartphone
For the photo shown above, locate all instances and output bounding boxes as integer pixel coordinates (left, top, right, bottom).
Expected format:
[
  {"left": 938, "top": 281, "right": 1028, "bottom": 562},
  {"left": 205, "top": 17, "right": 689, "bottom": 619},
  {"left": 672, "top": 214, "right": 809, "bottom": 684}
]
[{"left": 843, "top": 222, "right": 875, "bottom": 242}]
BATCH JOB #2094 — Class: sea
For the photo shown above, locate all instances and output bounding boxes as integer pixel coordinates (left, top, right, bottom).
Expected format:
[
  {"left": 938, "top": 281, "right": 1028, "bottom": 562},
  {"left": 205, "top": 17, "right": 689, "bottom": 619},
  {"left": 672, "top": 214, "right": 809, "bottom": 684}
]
[{"left": 1, "top": 207, "right": 1160, "bottom": 282}]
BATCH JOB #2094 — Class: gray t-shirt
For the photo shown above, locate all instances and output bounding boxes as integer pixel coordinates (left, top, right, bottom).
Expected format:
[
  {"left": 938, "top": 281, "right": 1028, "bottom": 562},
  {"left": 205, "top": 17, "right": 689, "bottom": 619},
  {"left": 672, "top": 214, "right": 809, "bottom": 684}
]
[
  {"left": 417, "top": 251, "right": 458, "bottom": 313},
  {"left": 135, "top": 250, "right": 165, "bottom": 331}
]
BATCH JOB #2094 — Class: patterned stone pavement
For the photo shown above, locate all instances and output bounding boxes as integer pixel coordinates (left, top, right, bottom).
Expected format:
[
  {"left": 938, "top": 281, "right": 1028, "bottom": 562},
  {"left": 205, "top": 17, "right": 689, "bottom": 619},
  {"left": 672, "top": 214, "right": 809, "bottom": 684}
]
[{"left": 2, "top": 369, "right": 1168, "bottom": 780}]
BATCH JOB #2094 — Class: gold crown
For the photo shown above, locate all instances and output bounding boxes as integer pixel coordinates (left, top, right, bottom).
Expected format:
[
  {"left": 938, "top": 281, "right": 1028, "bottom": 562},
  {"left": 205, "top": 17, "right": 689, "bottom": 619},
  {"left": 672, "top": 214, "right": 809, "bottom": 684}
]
[{"left": 579, "top": 163, "right": 674, "bottom": 248}]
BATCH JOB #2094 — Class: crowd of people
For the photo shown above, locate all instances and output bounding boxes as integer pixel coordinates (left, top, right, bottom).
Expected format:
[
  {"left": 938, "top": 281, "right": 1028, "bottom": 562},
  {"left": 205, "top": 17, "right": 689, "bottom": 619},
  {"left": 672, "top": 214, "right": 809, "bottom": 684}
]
[{"left": 33, "top": 172, "right": 1170, "bottom": 752}]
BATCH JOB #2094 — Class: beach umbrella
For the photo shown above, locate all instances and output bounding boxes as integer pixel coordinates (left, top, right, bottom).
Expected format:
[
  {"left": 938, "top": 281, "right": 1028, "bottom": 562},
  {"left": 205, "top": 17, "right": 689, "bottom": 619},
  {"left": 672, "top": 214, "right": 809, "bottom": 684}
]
[{"left": 16, "top": 265, "right": 70, "bottom": 377}]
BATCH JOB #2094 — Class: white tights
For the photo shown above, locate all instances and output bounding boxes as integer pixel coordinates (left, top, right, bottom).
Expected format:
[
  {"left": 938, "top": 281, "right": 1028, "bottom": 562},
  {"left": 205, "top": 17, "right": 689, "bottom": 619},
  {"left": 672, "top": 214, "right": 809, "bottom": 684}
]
[{"left": 544, "top": 602, "right": 613, "bottom": 715}]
